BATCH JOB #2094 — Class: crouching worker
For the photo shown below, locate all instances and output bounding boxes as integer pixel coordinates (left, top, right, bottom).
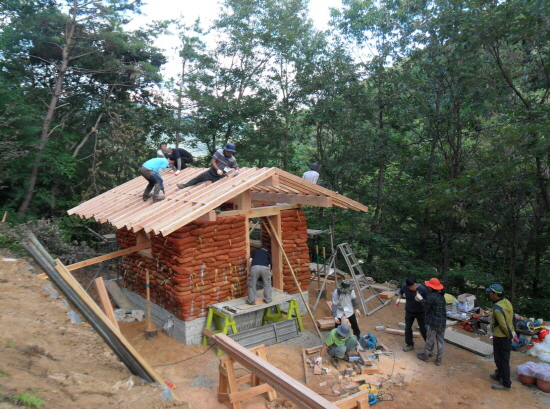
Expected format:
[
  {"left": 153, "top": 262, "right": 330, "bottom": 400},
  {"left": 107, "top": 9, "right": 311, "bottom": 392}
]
[
  {"left": 320, "top": 324, "right": 358, "bottom": 369},
  {"left": 139, "top": 157, "right": 173, "bottom": 202}
]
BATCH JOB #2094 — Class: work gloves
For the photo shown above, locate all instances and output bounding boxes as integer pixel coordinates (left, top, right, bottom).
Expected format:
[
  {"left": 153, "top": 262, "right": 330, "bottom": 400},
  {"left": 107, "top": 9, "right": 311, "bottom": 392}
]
[
  {"left": 217, "top": 169, "right": 223, "bottom": 176},
  {"left": 234, "top": 171, "right": 239, "bottom": 176},
  {"left": 355, "top": 309, "right": 361, "bottom": 317},
  {"left": 174, "top": 170, "right": 180, "bottom": 176}
]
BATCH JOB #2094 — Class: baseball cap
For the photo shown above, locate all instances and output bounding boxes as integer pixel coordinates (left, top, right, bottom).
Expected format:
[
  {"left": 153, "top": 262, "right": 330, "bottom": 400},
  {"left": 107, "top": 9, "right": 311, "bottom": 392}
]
[{"left": 486, "top": 283, "right": 504, "bottom": 294}]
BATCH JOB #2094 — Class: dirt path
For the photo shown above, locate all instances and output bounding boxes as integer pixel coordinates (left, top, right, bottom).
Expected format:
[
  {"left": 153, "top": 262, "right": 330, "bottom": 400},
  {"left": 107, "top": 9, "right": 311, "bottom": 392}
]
[{"left": 1, "top": 253, "right": 549, "bottom": 409}]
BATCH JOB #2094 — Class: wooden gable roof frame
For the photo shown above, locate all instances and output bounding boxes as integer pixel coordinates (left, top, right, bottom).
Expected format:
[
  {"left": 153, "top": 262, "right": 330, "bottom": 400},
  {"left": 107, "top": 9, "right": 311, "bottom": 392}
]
[{"left": 67, "top": 167, "right": 368, "bottom": 290}]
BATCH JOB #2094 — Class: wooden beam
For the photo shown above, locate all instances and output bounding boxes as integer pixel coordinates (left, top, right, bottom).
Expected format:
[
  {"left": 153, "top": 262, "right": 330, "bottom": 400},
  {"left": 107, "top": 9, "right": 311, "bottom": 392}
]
[
  {"left": 66, "top": 242, "right": 151, "bottom": 271},
  {"left": 212, "top": 334, "right": 340, "bottom": 409},
  {"left": 258, "top": 175, "right": 280, "bottom": 187},
  {"left": 197, "top": 210, "right": 216, "bottom": 222},
  {"left": 269, "top": 213, "right": 283, "bottom": 291},
  {"left": 251, "top": 192, "right": 332, "bottom": 207},
  {"left": 94, "top": 277, "right": 119, "bottom": 330},
  {"left": 385, "top": 328, "right": 420, "bottom": 337},
  {"left": 234, "top": 190, "right": 251, "bottom": 211},
  {"left": 220, "top": 204, "right": 301, "bottom": 218}
]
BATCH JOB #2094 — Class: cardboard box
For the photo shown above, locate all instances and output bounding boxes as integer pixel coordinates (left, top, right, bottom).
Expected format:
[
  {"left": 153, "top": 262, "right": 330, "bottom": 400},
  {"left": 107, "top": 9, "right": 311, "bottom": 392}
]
[{"left": 457, "top": 293, "right": 476, "bottom": 312}]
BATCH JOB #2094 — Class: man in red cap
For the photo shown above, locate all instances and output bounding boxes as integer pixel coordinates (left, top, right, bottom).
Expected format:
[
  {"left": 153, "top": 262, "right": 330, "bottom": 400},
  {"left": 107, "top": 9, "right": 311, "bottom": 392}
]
[{"left": 417, "top": 278, "right": 446, "bottom": 366}]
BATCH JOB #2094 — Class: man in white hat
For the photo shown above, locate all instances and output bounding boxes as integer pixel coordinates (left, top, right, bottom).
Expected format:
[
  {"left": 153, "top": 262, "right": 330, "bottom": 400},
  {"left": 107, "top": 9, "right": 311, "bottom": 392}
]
[
  {"left": 320, "top": 324, "right": 358, "bottom": 368},
  {"left": 331, "top": 280, "right": 361, "bottom": 339}
]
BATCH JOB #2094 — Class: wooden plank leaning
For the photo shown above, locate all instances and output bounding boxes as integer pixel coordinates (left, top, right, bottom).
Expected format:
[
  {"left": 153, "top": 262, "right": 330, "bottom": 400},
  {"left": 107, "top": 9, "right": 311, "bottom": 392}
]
[
  {"left": 212, "top": 334, "right": 340, "bottom": 409},
  {"left": 66, "top": 242, "right": 151, "bottom": 271},
  {"left": 53, "top": 260, "right": 171, "bottom": 394},
  {"left": 94, "top": 277, "right": 120, "bottom": 330},
  {"left": 262, "top": 218, "right": 322, "bottom": 339}
]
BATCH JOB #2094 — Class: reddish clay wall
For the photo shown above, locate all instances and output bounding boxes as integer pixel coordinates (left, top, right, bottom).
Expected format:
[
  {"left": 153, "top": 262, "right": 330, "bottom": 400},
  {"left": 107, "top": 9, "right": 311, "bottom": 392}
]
[{"left": 117, "top": 215, "right": 248, "bottom": 321}]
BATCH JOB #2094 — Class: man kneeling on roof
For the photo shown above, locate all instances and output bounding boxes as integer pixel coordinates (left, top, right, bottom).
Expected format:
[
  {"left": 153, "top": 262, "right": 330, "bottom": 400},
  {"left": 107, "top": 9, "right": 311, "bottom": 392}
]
[
  {"left": 177, "top": 143, "right": 239, "bottom": 189},
  {"left": 320, "top": 324, "right": 358, "bottom": 369}
]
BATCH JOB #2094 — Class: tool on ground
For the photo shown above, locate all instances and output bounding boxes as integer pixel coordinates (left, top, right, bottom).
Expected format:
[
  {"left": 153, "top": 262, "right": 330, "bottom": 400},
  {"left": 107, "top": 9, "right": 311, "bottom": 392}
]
[
  {"left": 368, "top": 393, "right": 378, "bottom": 405},
  {"left": 145, "top": 270, "right": 158, "bottom": 339}
]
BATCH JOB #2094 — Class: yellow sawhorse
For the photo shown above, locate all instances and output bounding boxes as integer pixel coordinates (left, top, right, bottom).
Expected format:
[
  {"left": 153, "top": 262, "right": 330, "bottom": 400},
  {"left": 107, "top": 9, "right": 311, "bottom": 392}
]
[
  {"left": 203, "top": 299, "right": 304, "bottom": 356},
  {"left": 202, "top": 308, "right": 238, "bottom": 356},
  {"left": 262, "top": 299, "right": 304, "bottom": 331}
]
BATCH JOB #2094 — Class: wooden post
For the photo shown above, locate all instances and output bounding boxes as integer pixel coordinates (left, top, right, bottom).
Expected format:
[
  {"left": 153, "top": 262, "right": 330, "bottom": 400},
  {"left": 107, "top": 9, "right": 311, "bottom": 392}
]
[
  {"left": 94, "top": 277, "right": 120, "bottom": 330},
  {"left": 269, "top": 214, "right": 283, "bottom": 290},
  {"left": 1, "top": 211, "right": 7, "bottom": 223},
  {"left": 262, "top": 219, "right": 322, "bottom": 339},
  {"left": 316, "top": 245, "right": 320, "bottom": 288}
]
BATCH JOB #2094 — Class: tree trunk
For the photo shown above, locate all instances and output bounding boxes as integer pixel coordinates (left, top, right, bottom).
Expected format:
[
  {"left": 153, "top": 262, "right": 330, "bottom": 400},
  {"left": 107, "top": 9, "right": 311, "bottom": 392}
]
[{"left": 18, "top": 0, "right": 78, "bottom": 216}]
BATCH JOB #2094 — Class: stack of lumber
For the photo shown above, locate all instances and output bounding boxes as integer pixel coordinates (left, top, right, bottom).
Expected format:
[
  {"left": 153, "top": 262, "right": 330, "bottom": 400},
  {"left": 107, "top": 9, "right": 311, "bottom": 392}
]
[{"left": 117, "top": 215, "right": 248, "bottom": 321}]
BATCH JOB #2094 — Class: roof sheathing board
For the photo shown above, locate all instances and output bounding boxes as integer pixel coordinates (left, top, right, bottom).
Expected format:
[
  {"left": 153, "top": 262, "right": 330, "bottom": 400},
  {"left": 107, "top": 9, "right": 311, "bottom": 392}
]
[{"left": 67, "top": 167, "right": 367, "bottom": 235}]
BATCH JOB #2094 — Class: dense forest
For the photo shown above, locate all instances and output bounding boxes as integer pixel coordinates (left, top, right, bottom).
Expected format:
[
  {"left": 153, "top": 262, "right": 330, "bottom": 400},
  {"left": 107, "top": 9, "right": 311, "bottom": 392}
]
[{"left": 0, "top": 0, "right": 548, "bottom": 317}]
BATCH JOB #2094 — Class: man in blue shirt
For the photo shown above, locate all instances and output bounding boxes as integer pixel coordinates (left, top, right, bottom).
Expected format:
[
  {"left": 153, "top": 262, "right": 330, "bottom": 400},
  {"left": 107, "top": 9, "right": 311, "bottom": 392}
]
[
  {"left": 395, "top": 277, "right": 428, "bottom": 351},
  {"left": 139, "top": 157, "right": 173, "bottom": 202},
  {"left": 177, "top": 143, "right": 239, "bottom": 189}
]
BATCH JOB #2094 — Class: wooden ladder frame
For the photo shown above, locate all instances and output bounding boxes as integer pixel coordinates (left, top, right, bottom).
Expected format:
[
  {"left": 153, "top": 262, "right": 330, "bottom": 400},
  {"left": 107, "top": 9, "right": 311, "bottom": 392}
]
[{"left": 337, "top": 243, "right": 391, "bottom": 316}]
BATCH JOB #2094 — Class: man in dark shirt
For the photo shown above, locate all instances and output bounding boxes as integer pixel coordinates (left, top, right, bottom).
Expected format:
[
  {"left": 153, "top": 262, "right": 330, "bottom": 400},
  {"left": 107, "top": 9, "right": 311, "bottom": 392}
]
[
  {"left": 177, "top": 143, "right": 239, "bottom": 189},
  {"left": 164, "top": 147, "right": 194, "bottom": 174},
  {"left": 246, "top": 245, "right": 272, "bottom": 305},
  {"left": 395, "top": 277, "right": 427, "bottom": 351},
  {"left": 417, "top": 278, "right": 446, "bottom": 366}
]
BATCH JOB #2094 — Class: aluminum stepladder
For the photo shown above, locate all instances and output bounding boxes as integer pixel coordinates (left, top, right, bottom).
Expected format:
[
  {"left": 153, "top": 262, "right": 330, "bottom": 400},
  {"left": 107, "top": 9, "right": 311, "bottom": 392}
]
[
  {"left": 337, "top": 243, "right": 391, "bottom": 316},
  {"left": 311, "top": 251, "right": 339, "bottom": 314}
]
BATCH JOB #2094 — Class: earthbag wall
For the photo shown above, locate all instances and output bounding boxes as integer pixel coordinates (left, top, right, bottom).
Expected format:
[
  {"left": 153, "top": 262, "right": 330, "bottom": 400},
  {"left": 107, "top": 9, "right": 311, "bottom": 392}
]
[{"left": 117, "top": 215, "right": 248, "bottom": 321}]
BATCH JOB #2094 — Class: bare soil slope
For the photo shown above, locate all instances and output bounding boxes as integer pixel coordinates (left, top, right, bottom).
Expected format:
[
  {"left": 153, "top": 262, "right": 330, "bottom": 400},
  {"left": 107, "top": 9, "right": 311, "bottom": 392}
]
[{"left": 1, "top": 253, "right": 549, "bottom": 409}]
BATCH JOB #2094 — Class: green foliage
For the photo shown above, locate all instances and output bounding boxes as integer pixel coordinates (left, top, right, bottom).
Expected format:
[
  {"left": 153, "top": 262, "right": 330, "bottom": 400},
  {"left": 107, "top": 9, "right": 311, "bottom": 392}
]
[{"left": 9, "top": 392, "right": 46, "bottom": 408}]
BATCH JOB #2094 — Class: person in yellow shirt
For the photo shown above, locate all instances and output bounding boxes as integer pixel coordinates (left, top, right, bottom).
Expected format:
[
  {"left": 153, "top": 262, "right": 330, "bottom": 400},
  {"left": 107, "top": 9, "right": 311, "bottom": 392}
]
[{"left": 486, "top": 283, "right": 517, "bottom": 391}]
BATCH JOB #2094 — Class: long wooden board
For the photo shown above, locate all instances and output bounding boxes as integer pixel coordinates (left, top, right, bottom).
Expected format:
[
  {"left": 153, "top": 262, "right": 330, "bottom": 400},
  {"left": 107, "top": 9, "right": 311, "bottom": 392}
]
[
  {"left": 66, "top": 242, "right": 150, "bottom": 271},
  {"left": 94, "top": 277, "right": 119, "bottom": 330},
  {"left": 212, "top": 334, "right": 340, "bottom": 409}
]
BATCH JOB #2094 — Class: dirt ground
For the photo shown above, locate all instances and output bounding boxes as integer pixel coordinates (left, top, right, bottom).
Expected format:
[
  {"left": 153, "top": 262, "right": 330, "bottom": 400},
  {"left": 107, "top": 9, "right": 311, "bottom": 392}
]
[{"left": 1, "top": 253, "right": 549, "bottom": 409}]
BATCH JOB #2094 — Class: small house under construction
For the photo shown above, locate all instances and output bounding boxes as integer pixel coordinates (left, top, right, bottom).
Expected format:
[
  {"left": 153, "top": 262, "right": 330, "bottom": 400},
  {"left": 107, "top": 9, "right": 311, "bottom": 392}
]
[{"left": 68, "top": 166, "right": 368, "bottom": 343}]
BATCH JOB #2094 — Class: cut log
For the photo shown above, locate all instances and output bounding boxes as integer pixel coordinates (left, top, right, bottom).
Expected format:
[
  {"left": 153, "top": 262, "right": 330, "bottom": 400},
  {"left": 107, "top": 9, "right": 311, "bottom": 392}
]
[
  {"left": 377, "top": 291, "right": 395, "bottom": 299},
  {"left": 316, "top": 318, "right": 335, "bottom": 330},
  {"left": 385, "top": 328, "right": 420, "bottom": 338}
]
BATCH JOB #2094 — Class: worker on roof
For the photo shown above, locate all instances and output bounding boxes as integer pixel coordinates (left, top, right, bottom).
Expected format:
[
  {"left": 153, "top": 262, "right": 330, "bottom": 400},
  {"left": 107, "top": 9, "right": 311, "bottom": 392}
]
[
  {"left": 246, "top": 245, "right": 272, "bottom": 305},
  {"left": 139, "top": 156, "right": 174, "bottom": 202},
  {"left": 416, "top": 278, "right": 446, "bottom": 366},
  {"left": 163, "top": 147, "right": 194, "bottom": 175},
  {"left": 302, "top": 163, "right": 319, "bottom": 184},
  {"left": 331, "top": 280, "right": 361, "bottom": 339},
  {"left": 320, "top": 324, "right": 358, "bottom": 369},
  {"left": 487, "top": 283, "right": 517, "bottom": 391},
  {"left": 177, "top": 143, "right": 239, "bottom": 189},
  {"left": 157, "top": 142, "right": 167, "bottom": 158},
  {"left": 395, "top": 277, "right": 428, "bottom": 352}
]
